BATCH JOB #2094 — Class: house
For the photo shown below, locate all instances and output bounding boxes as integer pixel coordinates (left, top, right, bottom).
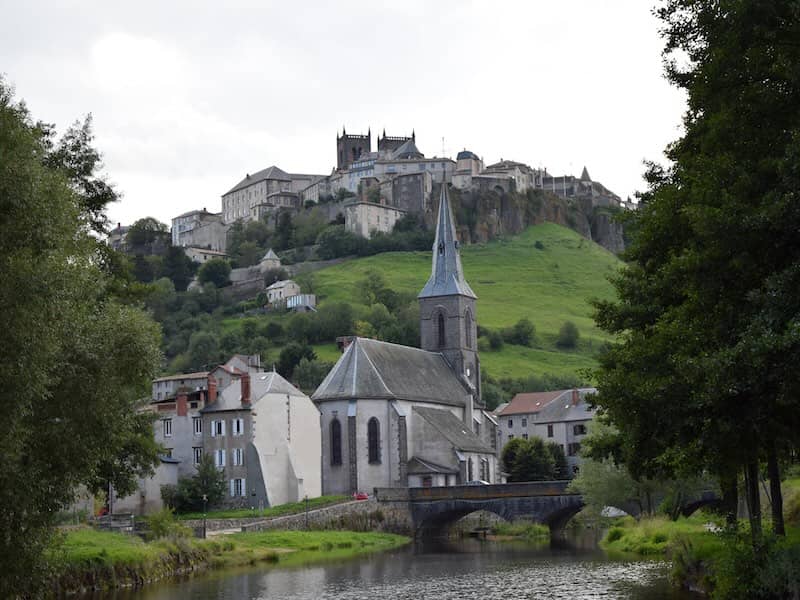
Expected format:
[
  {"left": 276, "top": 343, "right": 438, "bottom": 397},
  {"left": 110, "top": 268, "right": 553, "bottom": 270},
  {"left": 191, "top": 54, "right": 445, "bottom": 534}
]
[
  {"left": 259, "top": 248, "right": 281, "bottom": 273},
  {"left": 266, "top": 279, "right": 301, "bottom": 305},
  {"left": 184, "top": 246, "right": 229, "bottom": 264},
  {"left": 312, "top": 183, "right": 499, "bottom": 494},
  {"left": 497, "top": 388, "right": 597, "bottom": 472},
  {"left": 201, "top": 370, "right": 322, "bottom": 507},
  {"left": 111, "top": 456, "right": 179, "bottom": 515},
  {"left": 171, "top": 209, "right": 228, "bottom": 252}
]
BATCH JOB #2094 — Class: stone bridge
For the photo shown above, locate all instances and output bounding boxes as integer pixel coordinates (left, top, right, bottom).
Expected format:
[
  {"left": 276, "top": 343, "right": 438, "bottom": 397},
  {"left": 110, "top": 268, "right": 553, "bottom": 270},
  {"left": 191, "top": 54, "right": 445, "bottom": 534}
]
[{"left": 374, "top": 482, "right": 719, "bottom": 537}]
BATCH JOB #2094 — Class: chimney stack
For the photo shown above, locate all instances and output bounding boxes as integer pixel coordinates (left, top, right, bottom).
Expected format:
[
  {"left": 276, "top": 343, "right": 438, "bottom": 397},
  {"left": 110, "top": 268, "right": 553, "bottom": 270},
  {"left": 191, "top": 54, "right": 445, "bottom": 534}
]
[
  {"left": 241, "top": 373, "right": 251, "bottom": 406},
  {"left": 208, "top": 375, "right": 217, "bottom": 404},
  {"left": 176, "top": 391, "right": 188, "bottom": 417},
  {"left": 571, "top": 389, "right": 580, "bottom": 406}
]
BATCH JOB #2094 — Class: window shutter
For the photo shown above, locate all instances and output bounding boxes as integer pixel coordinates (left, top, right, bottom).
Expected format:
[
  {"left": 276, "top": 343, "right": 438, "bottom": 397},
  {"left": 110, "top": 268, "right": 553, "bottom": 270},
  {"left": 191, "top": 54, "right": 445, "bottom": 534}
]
[
  {"left": 210, "top": 421, "right": 216, "bottom": 437},
  {"left": 221, "top": 449, "right": 226, "bottom": 466},
  {"left": 230, "top": 479, "right": 235, "bottom": 497},
  {"left": 241, "top": 478, "right": 246, "bottom": 497},
  {"left": 221, "top": 420, "right": 226, "bottom": 436}
]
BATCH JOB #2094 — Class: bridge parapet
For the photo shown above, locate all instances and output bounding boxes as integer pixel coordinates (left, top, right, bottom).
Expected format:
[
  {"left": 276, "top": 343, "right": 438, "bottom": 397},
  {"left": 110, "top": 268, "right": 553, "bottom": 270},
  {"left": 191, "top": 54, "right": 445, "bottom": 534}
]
[{"left": 407, "top": 481, "right": 576, "bottom": 502}]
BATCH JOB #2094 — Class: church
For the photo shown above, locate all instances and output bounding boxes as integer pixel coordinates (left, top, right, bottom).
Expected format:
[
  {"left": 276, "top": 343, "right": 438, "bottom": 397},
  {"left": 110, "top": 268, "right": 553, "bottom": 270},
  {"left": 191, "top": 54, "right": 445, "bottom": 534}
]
[{"left": 312, "top": 184, "right": 500, "bottom": 493}]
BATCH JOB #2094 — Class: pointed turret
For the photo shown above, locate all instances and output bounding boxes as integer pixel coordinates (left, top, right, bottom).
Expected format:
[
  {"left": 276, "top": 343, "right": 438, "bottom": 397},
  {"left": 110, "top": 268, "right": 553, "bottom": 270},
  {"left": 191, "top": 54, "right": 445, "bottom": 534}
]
[
  {"left": 580, "top": 166, "right": 591, "bottom": 181},
  {"left": 419, "top": 184, "right": 476, "bottom": 299}
]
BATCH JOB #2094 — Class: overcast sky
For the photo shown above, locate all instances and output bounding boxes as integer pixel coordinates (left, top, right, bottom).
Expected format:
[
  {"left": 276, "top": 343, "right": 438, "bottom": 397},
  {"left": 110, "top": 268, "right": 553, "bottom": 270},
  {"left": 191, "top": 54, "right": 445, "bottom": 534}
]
[{"left": 1, "top": 1, "right": 686, "bottom": 228}]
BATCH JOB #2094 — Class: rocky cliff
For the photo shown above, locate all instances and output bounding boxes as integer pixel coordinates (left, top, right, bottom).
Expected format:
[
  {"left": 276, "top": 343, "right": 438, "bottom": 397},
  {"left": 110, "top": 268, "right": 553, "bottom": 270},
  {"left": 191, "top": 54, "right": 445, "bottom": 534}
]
[{"left": 431, "top": 185, "right": 626, "bottom": 254}]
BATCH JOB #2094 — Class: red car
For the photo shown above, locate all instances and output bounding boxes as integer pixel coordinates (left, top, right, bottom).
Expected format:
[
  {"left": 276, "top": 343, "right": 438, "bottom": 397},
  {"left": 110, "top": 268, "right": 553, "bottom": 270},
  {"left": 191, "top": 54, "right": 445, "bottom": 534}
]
[{"left": 352, "top": 491, "right": 369, "bottom": 500}]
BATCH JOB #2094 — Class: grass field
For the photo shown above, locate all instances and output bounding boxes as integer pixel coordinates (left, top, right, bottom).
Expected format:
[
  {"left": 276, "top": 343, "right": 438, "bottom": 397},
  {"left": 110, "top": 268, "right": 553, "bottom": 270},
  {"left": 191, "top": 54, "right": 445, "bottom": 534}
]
[
  {"left": 177, "top": 495, "right": 348, "bottom": 520},
  {"left": 223, "top": 223, "right": 621, "bottom": 381}
]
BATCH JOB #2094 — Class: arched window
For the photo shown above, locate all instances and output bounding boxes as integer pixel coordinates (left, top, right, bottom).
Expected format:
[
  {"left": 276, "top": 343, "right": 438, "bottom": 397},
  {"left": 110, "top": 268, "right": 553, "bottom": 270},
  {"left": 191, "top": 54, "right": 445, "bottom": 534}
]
[
  {"left": 437, "top": 312, "right": 446, "bottom": 348},
  {"left": 330, "top": 419, "right": 342, "bottom": 466},
  {"left": 465, "top": 310, "right": 473, "bottom": 349},
  {"left": 367, "top": 417, "right": 381, "bottom": 464}
]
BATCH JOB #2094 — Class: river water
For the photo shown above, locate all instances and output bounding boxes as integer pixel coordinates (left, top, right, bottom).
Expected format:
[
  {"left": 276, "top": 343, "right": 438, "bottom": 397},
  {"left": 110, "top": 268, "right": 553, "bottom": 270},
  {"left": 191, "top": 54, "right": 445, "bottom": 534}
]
[{"left": 83, "top": 533, "right": 701, "bottom": 600}]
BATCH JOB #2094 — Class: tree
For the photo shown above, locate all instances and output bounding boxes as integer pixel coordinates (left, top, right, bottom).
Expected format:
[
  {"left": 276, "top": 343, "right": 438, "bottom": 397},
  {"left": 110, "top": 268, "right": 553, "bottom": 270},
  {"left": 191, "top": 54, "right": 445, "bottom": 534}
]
[
  {"left": 501, "top": 438, "right": 526, "bottom": 476},
  {"left": 511, "top": 437, "right": 556, "bottom": 482},
  {"left": 162, "top": 454, "right": 225, "bottom": 512},
  {"left": 316, "top": 225, "right": 364, "bottom": 259},
  {"left": 197, "top": 258, "right": 231, "bottom": 288},
  {"left": 126, "top": 217, "right": 169, "bottom": 250},
  {"left": 162, "top": 246, "right": 196, "bottom": 291},
  {"left": 277, "top": 343, "right": 316, "bottom": 380},
  {"left": 592, "top": 2, "right": 800, "bottom": 544},
  {"left": 556, "top": 321, "right": 579, "bottom": 349},
  {"left": 0, "top": 81, "right": 162, "bottom": 597},
  {"left": 187, "top": 330, "right": 219, "bottom": 371},
  {"left": 503, "top": 318, "right": 536, "bottom": 346},
  {"left": 547, "top": 441, "right": 570, "bottom": 480},
  {"left": 293, "top": 358, "right": 334, "bottom": 393},
  {"left": 263, "top": 267, "right": 288, "bottom": 287}
]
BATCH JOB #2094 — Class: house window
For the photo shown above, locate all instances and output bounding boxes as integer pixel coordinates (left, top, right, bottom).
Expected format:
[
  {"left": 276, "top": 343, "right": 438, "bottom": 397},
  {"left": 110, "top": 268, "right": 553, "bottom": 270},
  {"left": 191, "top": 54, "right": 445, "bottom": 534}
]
[
  {"left": 231, "top": 478, "right": 246, "bottom": 497},
  {"left": 193, "top": 417, "right": 202, "bottom": 435},
  {"left": 232, "top": 448, "right": 243, "bottom": 466},
  {"left": 162, "top": 419, "right": 172, "bottom": 437},
  {"left": 164, "top": 448, "right": 172, "bottom": 457},
  {"left": 437, "top": 312, "right": 446, "bottom": 348},
  {"left": 193, "top": 447, "right": 202, "bottom": 465},
  {"left": 233, "top": 418, "right": 244, "bottom": 436},
  {"left": 573, "top": 424, "right": 587, "bottom": 436},
  {"left": 330, "top": 418, "right": 342, "bottom": 466},
  {"left": 508, "top": 419, "right": 513, "bottom": 428},
  {"left": 367, "top": 417, "right": 381, "bottom": 464},
  {"left": 211, "top": 420, "right": 225, "bottom": 437},
  {"left": 215, "top": 449, "right": 226, "bottom": 468},
  {"left": 522, "top": 417, "right": 527, "bottom": 428},
  {"left": 190, "top": 401, "right": 198, "bottom": 409},
  {"left": 508, "top": 434, "right": 514, "bottom": 440},
  {"left": 568, "top": 442, "right": 581, "bottom": 457},
  {"left": 522, "top": 433, "right": 529, "bottom": 440},
  {"left": 422, "top": 476, "right": 433, "bottom": 488},
  {"left": 547, "top": 424, "right": 554, "bottom": 438}
]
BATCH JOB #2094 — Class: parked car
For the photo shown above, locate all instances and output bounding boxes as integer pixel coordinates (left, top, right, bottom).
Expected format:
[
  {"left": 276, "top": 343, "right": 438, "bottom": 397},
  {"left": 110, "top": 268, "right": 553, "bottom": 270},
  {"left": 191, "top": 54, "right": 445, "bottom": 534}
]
[
  {"left": 465, "top": 480, "right": 490, "bottom": 486},
  {"left": 353, "top": 491, "right": 369, "bottom": 500}
]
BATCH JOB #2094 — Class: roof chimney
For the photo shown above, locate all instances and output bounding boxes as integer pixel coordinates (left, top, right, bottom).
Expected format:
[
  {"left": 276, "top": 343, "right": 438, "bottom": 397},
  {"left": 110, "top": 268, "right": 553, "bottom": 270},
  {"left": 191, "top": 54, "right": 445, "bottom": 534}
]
[
  {"left": 207, "top": 375, "right": 217, "bottom": 404},
  {"left": 571, "top": 389, "right": 580, "bottom": 406},
  {"left": 241, "top": 373, "right": 251, "bottom": 406},
  {"left": 176, "top": 391, "right": 188, "bottom": 417}
]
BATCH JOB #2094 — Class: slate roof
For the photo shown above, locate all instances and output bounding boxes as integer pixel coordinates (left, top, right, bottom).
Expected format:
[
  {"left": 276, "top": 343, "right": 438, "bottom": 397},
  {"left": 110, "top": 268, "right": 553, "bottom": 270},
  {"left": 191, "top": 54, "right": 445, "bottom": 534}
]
[
  {"left": 312, "top": 338, "right": 469, "bottom": 406},
  {"left": 262, "top": 248, "right": 279, "bottom": 261},
  {"left": 456, "top": 150, "right": 479, "bottom": 161},
  {"left": 418, "top": 184, "right": 476, "bottom": 299},
  {"left": 534, "top": 388, "right": 597, "bottom": 424},
  {"left": 153, "top": 371, "right": 208, "bottom": 383},
  {"left": 407, "top": 456, "right": 458, "bottom": 475},
  {"left": 202, "top": 371, "right": 305, "bottom": 413},
  {"left": 413, "top": 406, "right": 493, "bottom": 453},
  {"left": 391, "top": 139, "right": 424, "bottom": 160},
  {"left": 580, "top": 166, "right": 592, "bottom": 181},
  {"left": 224, "top": 166, "right": 291, "bottom": 195}
]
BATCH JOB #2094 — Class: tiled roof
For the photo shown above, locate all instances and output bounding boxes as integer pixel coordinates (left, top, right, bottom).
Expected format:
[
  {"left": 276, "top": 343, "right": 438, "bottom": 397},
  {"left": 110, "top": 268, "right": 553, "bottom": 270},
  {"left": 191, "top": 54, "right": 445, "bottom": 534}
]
[
  {"left": 497, "top": 391, "right": 564, "bottom": 416},
  {"left": 312, "top": 338, "right": 469, "bottom": 406},
  {"left": 413, "top": 406, "right": 493, "bottom": 453},
  {"left": 153, "top": 371, "right": 208, "bottom": 383}
]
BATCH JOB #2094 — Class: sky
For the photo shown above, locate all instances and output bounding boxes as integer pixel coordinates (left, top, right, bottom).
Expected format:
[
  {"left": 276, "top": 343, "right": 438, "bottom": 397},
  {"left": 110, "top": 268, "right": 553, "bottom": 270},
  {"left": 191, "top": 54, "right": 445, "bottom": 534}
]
[{"left": 1, "top": 1, "right": 686, "bottom": 229}]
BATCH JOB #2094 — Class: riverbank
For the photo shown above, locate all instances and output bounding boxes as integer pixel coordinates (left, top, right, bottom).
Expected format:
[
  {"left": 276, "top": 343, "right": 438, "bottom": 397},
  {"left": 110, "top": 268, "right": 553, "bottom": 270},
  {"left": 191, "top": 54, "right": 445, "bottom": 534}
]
[
  {"left": 600, "top": 512, "right": 800, "bottom": 597},
  {"left": 175, "top": 494, "right": 348, "bottom": 521},
  {"left": 51, "top": 527, "right": 410, "bottom": 595}
]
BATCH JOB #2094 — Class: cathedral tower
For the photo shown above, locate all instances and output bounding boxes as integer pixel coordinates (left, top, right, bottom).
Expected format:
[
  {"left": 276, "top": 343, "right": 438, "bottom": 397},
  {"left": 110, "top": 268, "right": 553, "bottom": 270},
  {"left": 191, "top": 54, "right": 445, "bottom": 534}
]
[
  {"left": 418, "top": 183, "right": 480, "bottom": 402},
  {"left": 336, "top": 126, "right": 371, "bottom": 170}
]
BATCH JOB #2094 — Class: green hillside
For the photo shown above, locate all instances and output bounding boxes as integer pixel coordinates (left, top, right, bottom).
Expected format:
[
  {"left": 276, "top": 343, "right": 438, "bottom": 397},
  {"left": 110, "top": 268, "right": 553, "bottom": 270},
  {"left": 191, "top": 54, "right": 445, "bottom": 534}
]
[{"left": 307, "top": 223, "right": 620, "bottom": 380}]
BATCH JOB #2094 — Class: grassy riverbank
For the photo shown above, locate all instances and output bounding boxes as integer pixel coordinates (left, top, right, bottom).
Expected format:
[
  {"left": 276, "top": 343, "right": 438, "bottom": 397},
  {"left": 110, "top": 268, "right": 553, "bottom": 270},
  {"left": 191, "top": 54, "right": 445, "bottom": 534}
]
[
  {"left": 490, "top": 521, "right": 550, "bottom": 540},
  {"left": 51, "top": 528, "right": 409, "bottom": 594},
  {"left": 176, "top": 494, "right": 349, "bottom": 520}
]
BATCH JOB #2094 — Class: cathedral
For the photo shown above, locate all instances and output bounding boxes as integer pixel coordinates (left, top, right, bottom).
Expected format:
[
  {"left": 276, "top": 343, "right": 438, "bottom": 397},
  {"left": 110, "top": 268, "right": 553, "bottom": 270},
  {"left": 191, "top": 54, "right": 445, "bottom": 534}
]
[{"left": 312, "top": 183, "right": 500, "bottom": 493}]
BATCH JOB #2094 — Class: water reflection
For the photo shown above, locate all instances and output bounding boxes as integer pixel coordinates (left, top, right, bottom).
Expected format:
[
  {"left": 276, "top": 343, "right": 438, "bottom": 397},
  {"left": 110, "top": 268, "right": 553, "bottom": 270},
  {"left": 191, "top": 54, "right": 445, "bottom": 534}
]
[{"left": 81, "top": 533, "right": 700, "bottom": 600}]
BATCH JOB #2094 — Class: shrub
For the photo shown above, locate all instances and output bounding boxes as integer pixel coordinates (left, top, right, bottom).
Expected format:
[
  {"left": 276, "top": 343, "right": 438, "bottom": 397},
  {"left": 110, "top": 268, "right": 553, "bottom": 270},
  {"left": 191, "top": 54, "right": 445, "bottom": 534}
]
[
  {"left": 145, "top": 508, "right": 191, "bottom": 540},
  {"left": 534, "top": 240, "right": 544, "bottom": 250},
  {"left": 503, "top": 318, "right": 536, "bottom": 346},
  {"left": 197, "top": 258, "right": 231, "bottom": 288},
  {"left": 488, "top": 330, "right": 505, "bottom": 350},
  {"left": 557, "top": 321, "right": 580, "bottom": 348}
]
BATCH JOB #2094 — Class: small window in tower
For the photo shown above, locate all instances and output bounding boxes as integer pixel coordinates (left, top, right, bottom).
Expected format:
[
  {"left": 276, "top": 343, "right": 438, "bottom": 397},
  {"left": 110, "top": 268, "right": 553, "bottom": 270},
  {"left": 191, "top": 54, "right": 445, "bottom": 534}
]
[
  {"left": 437, "top": 312, "right": 446, "bottom": 348},
  {"left": 438, "top": 242, "right": 444, "bottom": 255}
]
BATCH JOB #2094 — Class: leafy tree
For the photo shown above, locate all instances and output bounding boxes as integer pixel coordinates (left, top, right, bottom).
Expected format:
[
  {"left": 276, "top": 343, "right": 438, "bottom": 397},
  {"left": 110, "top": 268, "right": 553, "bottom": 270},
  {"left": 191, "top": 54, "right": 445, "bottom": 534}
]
[
  {"left": 197, "top": 258, "right": 231, "bottom": 288},
  {"left": 126, "top": 216, "right": 169, "bottom": 249},
  {"left": 187, "top": 330, "right": 219, "bottom": 370},
  {"left": 238, "top": 240, "right": 263, "bottom": 267},
  {"left": 335, "top": 187, "right": 355, "bottom": 201},
  {"left": 547, "top": 441, "right": 570, "bottom": 479},
  {"left": 162, "top": 454, "right": 226, "bottom": 512},
  {"left": 273, "top": 210, "right": 295, "bottom": 250},
  {"left": 556, "top": 321, "right": 579, "bottom": 349},
  {"left": 277, "top": 343, "right": 316, "bottom": 379},
  {"left": 591, "top": 1, "right": 800, "bottom": 544},
  {"left": 316, "top": 302, "right": 355, "bottom": 341},
  {"left": 501, "top": 438, "right": 526, "bottom": 478},
  {"left": 316, "top": 225, "right": 364, "bottom": 259},
  {"left": 488, "top": 330, "right": 505, "bottom": 350},
  {"left": 293, "top": 358, "right": 334, "bottom": 393},
  {"left": 261, "top": 321, "right": 284, "bottom": 341},
  {"left": 0, "top": 81, "right": 162, "bottom": 597},
  {"left": 503, "top": 318, "right": 535, "bottom": 346},
  {"left": 263, "top": 267, "right": 289, "bottom": 286},
  {"left": 511, "top": 437, "right": 556, "bottom": 482},
  {"left": 162, "top": 246, "right": 196, "bottom": 291}
]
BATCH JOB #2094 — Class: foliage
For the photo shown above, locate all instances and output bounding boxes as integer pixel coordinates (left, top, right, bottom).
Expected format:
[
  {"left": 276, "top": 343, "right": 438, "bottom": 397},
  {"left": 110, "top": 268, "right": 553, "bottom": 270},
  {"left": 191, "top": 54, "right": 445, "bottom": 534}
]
[
  {"left": 144, "top": 508, "right": 191, "bottom": 541},
  {"left": 502, "top": 318, "right": 536, "bottom": 347},
  {"left": 502, "top": 437, "right": 563, "bottom": 482},
  {"left": 277, "top": 343, "right": 317, "bottom": 379},
  {"left": 591, "top": 0, "right": 800, "bottom": 545},
  {"left": 316, "top": 225, "right": 365, "bottom": 259},
  {"left": 162, "top": 454, "right": 226, "bottom": 513},
  {"left": 263, "top": 267, "right": 289, "bottom": 286},
  {"left": 162, "top": 246, "right": 196, "bottom": 291},
  {"left": 0, "top": 80, "right": 162, "bottom": 598},
  {"left": 556, "top": 321, "right": 579, "bottom": 349},
  {"left": 293, "top": 358, "right": 334, "bottom": 393},
  {"left": 176, "top": 495, "right": 349, "bottom": 520},
  {"left": 126, "top": 217, "right": 169, "bottom": 250},
  {"left": 197, "top": 258, "right": 231, "bottom": 288}
]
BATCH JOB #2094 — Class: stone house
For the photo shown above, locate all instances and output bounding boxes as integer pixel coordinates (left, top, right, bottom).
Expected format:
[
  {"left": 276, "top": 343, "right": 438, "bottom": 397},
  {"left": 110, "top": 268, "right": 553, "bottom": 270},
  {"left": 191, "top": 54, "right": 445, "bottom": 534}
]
[
  {"left": 266, "top": 279, "right": 301, "bottom": 305},
  {"left": 312, "top": 184, "right": 499, "bottom": 494},
  {"left": 112, "top": 456, "right": 179, "bottom": 515},
  {"left": 171, "top": 209, "right": 228, "bottom": 252},
  {"left": 201, "top": 370, "right": 322, "bottom": 507},
  {"left": 497, "top": 388, "right": 596, "bottom": 473},
  {"left": 185, "top": 246, "right": 229, "bottom": 264},
  {"left": 343, "top": 200, "right": 406, "bottom": 238}
]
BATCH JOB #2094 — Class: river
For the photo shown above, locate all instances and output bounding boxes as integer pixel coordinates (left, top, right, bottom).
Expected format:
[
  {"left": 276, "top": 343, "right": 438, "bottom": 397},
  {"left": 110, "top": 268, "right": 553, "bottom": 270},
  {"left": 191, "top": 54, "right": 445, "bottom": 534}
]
[{"left": 81, "top": 533, "right": 702, "bottom": 599}]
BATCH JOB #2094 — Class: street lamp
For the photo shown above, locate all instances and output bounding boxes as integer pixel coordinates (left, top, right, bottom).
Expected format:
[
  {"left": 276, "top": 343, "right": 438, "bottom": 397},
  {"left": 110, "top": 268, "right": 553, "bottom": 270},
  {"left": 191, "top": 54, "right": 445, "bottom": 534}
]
[
  {"left": 304, "top": 495, "right": 309, "bottom": 530},
  {"left": 202, "top": 494, "right": 208, "bottom": 539}
]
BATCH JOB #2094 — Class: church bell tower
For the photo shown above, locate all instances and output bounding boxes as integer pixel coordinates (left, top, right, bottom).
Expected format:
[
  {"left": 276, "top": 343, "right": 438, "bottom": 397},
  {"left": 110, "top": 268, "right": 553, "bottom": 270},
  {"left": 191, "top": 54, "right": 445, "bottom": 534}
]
[{"left": 418, "top": 183, "right": 480, "bottom": 402}]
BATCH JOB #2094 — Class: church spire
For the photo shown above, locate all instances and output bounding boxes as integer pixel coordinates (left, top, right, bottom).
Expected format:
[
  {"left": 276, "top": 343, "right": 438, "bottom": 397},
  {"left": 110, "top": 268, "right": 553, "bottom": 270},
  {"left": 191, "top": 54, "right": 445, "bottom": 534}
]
[{"left": 419, "top": 183, "right": 476, "bottom": 299}]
